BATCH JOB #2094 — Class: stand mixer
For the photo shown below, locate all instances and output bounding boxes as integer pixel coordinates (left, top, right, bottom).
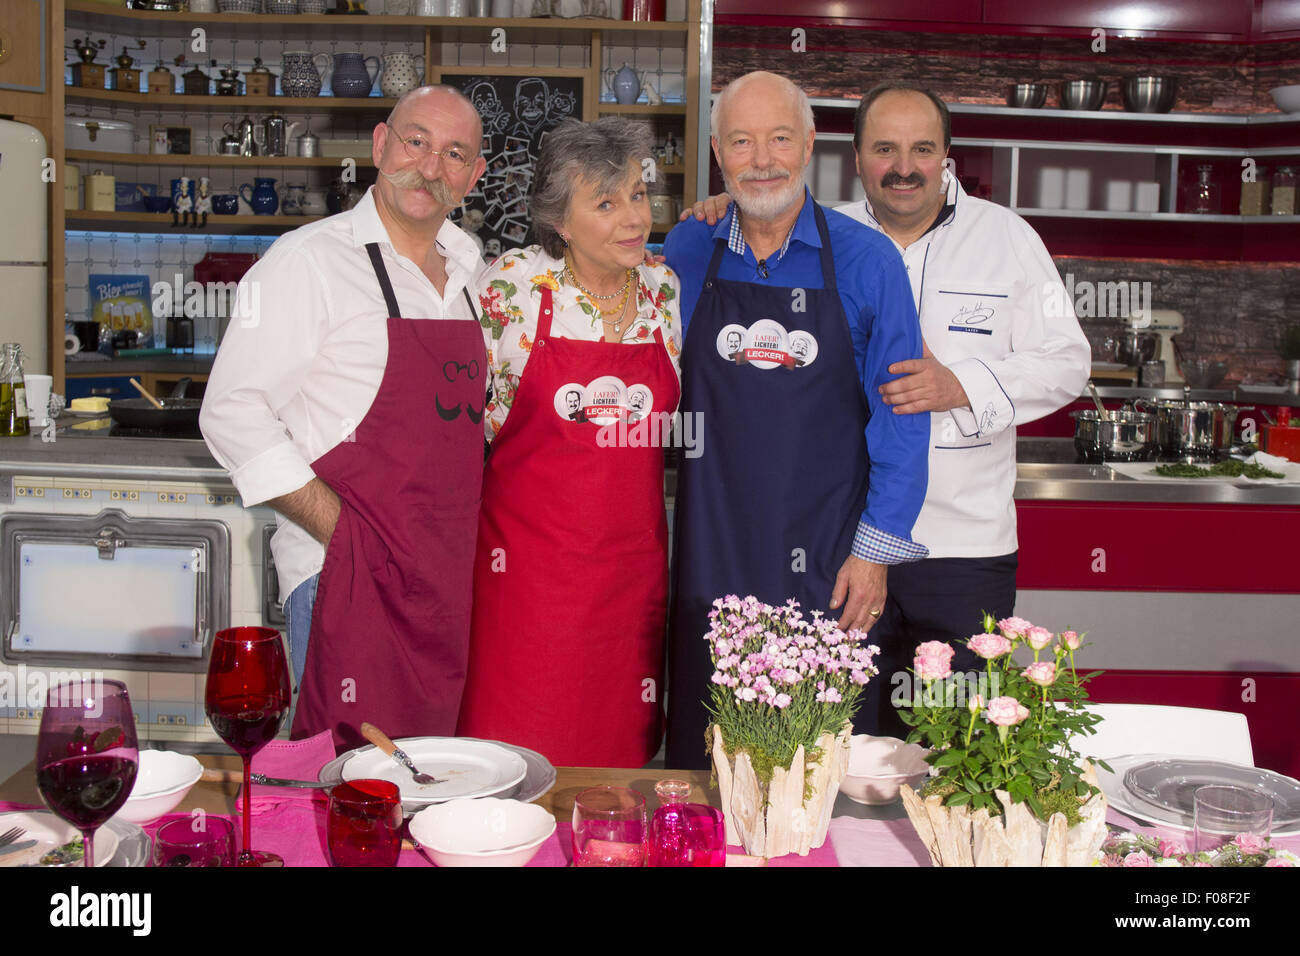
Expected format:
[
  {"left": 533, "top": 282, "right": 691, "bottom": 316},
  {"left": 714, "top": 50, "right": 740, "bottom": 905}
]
[{"left": 1123, "top": 309, "right": 1184, "bottom": 384}]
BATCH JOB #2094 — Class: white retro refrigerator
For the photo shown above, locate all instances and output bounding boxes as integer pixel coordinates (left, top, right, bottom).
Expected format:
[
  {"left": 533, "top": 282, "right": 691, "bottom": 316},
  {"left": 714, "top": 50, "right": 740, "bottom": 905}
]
[{"left": 0, "top": 118, "right": 49, "bottom": 373}]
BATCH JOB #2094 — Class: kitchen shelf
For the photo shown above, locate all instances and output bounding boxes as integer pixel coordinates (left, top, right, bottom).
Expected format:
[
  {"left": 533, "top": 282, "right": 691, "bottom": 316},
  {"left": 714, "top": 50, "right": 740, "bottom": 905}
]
[
  {"left": 64, "top": 1, "right": 690, "bottom": 43},
  {"left": 1016, "top": 209, "right": 1300, "bottom": 224},
  {"left": 66, "top": 210, "right": 322, "bottom": 232},
  {"left": 810, "top": 98, "right": 1300, "bottom": 127},
  {"left": 66, "top": 149, "right": 376, "bottom": 168},
  {"left": 65, "top": 88, "right": 397, "bottom": 110}
]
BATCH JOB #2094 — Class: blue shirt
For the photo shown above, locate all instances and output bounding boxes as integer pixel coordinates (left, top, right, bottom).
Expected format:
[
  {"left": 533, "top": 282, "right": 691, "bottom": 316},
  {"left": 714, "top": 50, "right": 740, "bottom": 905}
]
[{"left": 663, "top": 190, "right": 929, "bottom": 563}]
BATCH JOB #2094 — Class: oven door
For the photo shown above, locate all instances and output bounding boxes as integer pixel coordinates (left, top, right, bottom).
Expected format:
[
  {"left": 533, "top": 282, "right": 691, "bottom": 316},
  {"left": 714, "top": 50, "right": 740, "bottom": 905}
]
[{"left": 0, "top": 508, "right": 230, "bottom": 672}]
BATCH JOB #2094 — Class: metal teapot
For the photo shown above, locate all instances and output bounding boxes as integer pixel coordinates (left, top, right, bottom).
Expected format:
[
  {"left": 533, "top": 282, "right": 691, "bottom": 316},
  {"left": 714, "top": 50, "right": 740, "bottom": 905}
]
[
  {"left": 223, "top": 116, "right": 261, "bottom": 157},
  {"left": 261, "top": 112, "right": 303, "bottom": 158}
]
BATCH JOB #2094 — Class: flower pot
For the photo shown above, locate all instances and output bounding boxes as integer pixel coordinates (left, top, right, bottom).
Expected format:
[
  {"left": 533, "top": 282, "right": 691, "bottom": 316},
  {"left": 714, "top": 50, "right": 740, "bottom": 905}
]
[
  {"left": 899, "top": 762, "right": 1109, "bottom": 866},
  {"left": 709, "top": 721, "right": 851, "bottom": 858}
]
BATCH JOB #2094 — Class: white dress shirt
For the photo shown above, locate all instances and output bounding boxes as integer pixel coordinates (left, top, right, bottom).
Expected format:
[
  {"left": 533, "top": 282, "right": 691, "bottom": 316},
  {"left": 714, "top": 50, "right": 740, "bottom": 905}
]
[
  {"left": 838, "top": 178, "right": 1090, "bottom": 557},
  {"left": 200, "top": 187, "right": 488, "bottom": 598}
]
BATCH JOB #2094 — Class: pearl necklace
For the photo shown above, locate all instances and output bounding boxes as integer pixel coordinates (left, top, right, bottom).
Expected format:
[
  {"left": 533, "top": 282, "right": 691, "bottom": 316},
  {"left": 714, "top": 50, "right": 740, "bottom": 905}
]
[{"left": 564, "top": 255, "right": 636, "bottom": 333}]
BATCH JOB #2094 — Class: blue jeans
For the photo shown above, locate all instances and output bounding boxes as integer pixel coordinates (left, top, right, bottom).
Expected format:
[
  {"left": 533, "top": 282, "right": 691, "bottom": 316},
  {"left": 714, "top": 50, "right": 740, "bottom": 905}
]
[{"left": 282, "top": 573, "right": 319, "bottom": 691}]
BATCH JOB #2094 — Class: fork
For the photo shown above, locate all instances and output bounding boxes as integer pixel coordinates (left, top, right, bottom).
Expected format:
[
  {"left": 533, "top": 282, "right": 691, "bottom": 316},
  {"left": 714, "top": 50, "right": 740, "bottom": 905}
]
[{"left": 0, "top": 826, "right": 26, "bottom": 848}]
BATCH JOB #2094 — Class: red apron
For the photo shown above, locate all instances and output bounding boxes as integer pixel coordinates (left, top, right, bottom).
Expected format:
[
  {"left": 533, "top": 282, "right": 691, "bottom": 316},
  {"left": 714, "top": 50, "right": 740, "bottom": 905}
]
[
  {"left": 291, "top": 243, "right": 486, "bottom": 751},
  {"left": 458, "top": 286, "right": 679, "bottom": 767}
]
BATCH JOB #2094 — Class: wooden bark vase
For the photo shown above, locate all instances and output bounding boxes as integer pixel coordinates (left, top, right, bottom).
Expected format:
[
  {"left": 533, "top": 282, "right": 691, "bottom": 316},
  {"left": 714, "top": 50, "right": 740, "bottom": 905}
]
[
  {"left": 899, "top": 761, "right": 1109, "bottom": 866},
  {"left": 709, "top": 721, "right": 852, "bottom": 858}
]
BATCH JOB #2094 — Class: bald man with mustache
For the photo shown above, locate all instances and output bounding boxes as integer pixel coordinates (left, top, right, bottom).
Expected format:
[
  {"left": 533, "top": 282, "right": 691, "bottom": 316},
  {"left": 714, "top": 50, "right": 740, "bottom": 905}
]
[{"left": 201, "top": 86, "right": 492, "bottom": 749}]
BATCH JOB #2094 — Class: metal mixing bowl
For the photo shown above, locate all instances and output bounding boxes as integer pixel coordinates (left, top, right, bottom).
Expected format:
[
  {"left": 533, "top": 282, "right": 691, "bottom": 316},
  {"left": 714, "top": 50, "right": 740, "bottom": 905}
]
[
  {"left": 1122, "top": 75, "right": 1178, "bottom": 113},
  {"left": 1007, "top": 83, "right": 1049, "bottom": 109},
  {"left": 1060, "top": 78, "right": 1108, "bottom": 110},
  {"left": 1179, "top": 358, "right": 1229, "bottom": 389}
]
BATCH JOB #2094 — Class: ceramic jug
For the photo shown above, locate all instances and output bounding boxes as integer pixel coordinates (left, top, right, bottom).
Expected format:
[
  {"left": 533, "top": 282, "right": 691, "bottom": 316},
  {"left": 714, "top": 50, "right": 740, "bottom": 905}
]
[
  {"left": 281, "top": 51, "right": 331, "bottom": 98},
  {"left": 240, "top": 177, "right": 280, "bottom": 216},
  {"left": 603, "top": 63, "right": 644, "bottom": 105},
  {"left": 300, "top": 187, "right": 329, "bottom": 216},
  {"left": 330, "top": 52, "right": 381, "bottom": 98},
  {"left": 282, "top": 184, "right": 306, "bottom": 216},
  {"left": 379, "top": 52, "right": 426, "bottom": 98}
]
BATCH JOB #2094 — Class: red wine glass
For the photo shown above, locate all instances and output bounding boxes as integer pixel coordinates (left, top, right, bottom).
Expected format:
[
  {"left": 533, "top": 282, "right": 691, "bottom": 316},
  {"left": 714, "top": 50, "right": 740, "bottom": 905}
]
[
  {"left": 204, "top": 626, "right": 291, "bottom": 867},
  {"left": 36, "top": 678, "right": 139, "bottom": 868}
]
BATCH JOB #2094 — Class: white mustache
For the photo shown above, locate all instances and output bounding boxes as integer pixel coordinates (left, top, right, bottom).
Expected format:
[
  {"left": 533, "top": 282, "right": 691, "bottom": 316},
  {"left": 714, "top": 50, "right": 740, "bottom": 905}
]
[
  {"left": 381, "top": 167, "right": 457, "bottom": 205},
  {"left": 737, "top": 167, "right": 790, "bottom": 182}
]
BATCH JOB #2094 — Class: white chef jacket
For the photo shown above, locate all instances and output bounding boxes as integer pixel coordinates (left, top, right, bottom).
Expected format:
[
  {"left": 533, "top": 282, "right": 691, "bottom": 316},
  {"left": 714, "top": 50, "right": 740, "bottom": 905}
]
[
  {"left": 200, "top": 187, "right": 488, "bottom": 598},
  {"left": 838, "top": 178, "right": 1090, "bottom": 557}
]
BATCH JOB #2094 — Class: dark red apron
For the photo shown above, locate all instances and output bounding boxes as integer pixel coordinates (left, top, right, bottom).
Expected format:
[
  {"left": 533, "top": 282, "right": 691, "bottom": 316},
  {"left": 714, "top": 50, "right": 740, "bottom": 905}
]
[
  {"left": 291, "top": 243, "right": 486, "bottom": 751},
  {"left": 457, "top": 286, "right": 680, "bottom": 767}
]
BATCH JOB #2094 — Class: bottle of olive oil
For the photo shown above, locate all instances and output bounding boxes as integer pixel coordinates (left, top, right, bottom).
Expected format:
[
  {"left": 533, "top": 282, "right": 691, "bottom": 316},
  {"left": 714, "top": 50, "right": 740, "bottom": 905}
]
[{"left": 1, "top": 343, "right": 30, "bottom": 437}]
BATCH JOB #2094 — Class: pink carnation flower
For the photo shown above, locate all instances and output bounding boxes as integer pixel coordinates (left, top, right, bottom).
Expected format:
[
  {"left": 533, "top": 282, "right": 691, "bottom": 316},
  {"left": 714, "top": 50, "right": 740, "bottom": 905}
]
[
  {"left": 913, "top": 641, "right": 955, "bottom": 681},
  {"left": 1266, "top": 858, "right": 1294, "bottom": 867},
  {"left": 1122, "top": 851, "right": 1154, "bottom": 867},
  {"left": 1024, "top": 626, "right": 1053, "bottom": 651},
  {"left": 1024, "top": 661, "right": 1057, "bottom": 687},
  {"left": 967, "top": 632, "right": 1012, "bottom": 659},
  {"left": 985, "top": 696, "right": 1030, "bottom": 726}
]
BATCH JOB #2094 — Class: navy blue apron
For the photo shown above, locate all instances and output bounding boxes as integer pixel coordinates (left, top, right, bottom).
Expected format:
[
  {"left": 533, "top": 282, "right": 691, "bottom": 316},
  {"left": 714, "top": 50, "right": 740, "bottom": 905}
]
[{"left": 666, "top": 202, "right": 870, "bottom": 769}]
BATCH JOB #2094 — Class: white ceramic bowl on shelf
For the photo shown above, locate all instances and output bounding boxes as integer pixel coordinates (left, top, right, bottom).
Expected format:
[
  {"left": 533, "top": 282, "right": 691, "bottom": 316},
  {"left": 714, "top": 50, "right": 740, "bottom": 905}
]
[
  {"left": 408, "top": 798, "right": 556, "bottom": 867},
  {"left": 1271, "top": 85, "right": 1300, "bottom": 114},
  {"left": 841, "top": 734, "right": 930, "bottom": 805},
  {"left": 114, "top": 751, "right": 203, "bottom": 825}
]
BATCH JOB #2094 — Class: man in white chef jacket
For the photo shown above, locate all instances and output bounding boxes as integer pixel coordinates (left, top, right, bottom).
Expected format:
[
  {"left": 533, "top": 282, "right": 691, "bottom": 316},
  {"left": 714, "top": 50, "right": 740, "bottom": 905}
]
[
  {"left": 200, "top": 86, "right": 490, "bottom": 732},
  {"left": 837, "top": 83, "right": 1090, "bottom": 734}
]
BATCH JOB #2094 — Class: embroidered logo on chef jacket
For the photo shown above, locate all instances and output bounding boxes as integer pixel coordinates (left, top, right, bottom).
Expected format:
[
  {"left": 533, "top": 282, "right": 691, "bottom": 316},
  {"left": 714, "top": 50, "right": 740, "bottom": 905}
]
[
  {"left": 553, "top": 376, "right": 655, "bottom": 426},
  {"left": 938, "top": 289, "right": 1008, "bottom": 336},
  {"left": 715, "top": 320, "right": 819, "bottom": 370}
]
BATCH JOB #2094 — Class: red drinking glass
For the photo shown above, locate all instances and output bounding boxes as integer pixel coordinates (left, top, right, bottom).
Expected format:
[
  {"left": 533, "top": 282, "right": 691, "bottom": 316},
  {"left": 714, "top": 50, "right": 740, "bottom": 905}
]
[
  {"left": 204, "top": 626, "right": 291, "bottom": 867},
  {"left": 36, "top": 678, "right": 139, "bottom": 868},
  {"left": 327, "top": 779, "right": 403, "bottom": 867},
  {"left": 152, "top": 816, "right": 237, "bottom": 867}
]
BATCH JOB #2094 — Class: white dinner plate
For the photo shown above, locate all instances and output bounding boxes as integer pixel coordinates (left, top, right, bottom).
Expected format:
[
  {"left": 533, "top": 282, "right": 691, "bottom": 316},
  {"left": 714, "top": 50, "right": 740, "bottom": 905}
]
[
  {"left": 0, "top": 810, "right": 119, "bottom": 867},
  {"left": 340, "top": 737, "right": 528, "bottom": 805},
  {"left": 1098, "top": 754, "right": 1300, "bottom": 836}
]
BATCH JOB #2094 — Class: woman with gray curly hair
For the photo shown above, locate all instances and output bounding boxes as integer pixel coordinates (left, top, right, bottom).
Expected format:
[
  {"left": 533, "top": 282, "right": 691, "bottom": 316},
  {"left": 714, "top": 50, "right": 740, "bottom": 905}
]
[{"left": 459, "top": 116, "right": 683, "bottom": 767}]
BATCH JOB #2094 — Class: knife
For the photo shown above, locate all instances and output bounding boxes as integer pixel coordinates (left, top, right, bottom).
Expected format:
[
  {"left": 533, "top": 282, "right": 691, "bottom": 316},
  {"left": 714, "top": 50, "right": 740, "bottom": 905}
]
[
  {"left": 200, "top": 768, "right": 334, "bottom": 789},
  {"left": 0, "top": 840, "right": 38, "bottom": 858}
]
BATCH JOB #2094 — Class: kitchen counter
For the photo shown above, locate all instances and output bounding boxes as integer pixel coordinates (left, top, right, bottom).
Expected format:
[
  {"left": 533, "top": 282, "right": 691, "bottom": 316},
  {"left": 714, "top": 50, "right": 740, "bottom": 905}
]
[
  {"left": 1090, "top": 384, "right": 1300, "bottom": 408},
  {"left": 1012, "top": 438, "right": 1300, "bottom": 504},
  {"left": 0, "top": 416, "right": 222, "bottom": 500}
]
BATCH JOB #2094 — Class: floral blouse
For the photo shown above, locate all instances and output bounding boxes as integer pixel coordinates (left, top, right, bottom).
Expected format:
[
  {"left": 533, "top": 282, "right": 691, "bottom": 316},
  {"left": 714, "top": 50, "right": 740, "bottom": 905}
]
[{"left": 477, "top": 245, "right": 682, "bottom": 440}]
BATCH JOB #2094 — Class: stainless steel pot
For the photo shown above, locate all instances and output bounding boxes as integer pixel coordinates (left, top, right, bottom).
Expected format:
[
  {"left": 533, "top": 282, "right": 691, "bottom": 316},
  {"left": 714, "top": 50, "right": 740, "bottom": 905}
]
[
  {"left": 1138, "top": 398, "right": 1248, "bottom": 459},
  {"left": 1071, "top": 409, "right": 1157, "bottom": 462}
]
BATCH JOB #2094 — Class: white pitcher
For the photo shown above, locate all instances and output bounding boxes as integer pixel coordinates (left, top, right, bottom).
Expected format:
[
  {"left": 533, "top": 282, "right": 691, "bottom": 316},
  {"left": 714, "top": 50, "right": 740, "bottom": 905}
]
[{"left": 380, "top": 52, "right": 426, "bottom": 99}]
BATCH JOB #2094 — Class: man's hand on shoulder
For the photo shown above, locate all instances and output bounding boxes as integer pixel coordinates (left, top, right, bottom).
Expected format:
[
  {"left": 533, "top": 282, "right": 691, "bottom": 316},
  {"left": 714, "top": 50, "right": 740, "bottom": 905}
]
[
  {"left": 830, "top": 555, "right": 887, "bottom": 633},
  {"left": 678, "top": 192, "right": 732, "bottom": 226},
  {"left": 879, "top": 341, "right": 971, "bottom": 415}
]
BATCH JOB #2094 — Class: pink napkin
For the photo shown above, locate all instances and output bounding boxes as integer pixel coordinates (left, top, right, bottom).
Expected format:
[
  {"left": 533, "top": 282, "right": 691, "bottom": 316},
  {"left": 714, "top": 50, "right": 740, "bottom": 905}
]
[{"left": 829, "top": 816, "right": 931, "bottom": 866}]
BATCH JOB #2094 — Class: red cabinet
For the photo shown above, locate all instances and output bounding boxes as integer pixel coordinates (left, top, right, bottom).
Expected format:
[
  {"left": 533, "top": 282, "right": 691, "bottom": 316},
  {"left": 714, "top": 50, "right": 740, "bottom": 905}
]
[{"left": 982, "top": 0, "right": 1252, "bottom": 38}]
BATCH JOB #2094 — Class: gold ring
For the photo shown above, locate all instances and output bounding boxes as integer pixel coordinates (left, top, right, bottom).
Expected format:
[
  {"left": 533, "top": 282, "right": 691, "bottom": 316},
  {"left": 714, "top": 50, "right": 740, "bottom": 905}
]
[{"left": 868, "top": 608, "right": 882, "bottom": 618}]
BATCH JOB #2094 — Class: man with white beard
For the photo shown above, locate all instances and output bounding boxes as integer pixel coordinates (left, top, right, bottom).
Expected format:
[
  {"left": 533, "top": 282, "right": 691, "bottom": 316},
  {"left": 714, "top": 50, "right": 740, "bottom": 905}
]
[{"left": 661, "top": 71, "right": 930, "bottom": 768}]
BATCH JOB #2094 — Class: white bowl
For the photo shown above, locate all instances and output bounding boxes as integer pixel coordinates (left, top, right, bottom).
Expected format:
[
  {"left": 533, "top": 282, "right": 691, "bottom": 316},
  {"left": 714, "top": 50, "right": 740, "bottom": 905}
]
[
  {"left": 1271, "top": 85, "right": 1300, "bottom": 114},
  {"left": 114, "top": 751, "right": 203, "bottom": 825},
  {"left": 408, "top": 798, "right": 556, "bottom": 867},
  {"left": 841, "top": 734, "right": 930, "bottom": 805}
]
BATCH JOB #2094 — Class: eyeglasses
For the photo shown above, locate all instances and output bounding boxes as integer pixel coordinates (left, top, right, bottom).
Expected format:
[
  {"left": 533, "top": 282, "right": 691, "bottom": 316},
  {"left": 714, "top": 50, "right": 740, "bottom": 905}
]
[{"left": 385, "top": 123, "right": 476, "bottom": 170}]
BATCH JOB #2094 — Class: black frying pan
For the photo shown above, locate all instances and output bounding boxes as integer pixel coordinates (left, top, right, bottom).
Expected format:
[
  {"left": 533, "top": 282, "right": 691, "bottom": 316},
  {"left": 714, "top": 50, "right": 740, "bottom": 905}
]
[
  {"left": 107, "top": 376, "right": 200, "bottom": 430},
  {"left": 107, "top": 397, "right": 203, "bottom": 430}
]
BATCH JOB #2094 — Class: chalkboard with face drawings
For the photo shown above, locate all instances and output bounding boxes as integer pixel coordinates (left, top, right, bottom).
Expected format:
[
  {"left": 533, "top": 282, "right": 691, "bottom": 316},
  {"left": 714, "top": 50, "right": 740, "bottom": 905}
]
[{"left": 451, "top": 74, "right": 583, "bottom": 261}]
